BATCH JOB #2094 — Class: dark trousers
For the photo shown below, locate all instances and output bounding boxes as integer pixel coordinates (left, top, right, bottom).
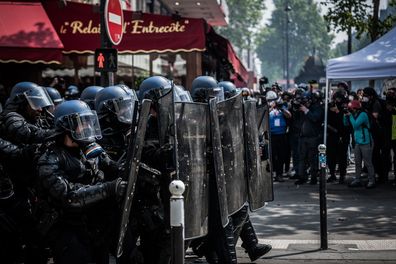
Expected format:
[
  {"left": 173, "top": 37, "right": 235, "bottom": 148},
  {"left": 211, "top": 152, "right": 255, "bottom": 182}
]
[
  {"left": 289, "top": 133, "right": 300, "bottom": 171},
  {"left": 271, "top": 134, "right": 288, "bottom": 177},
  {"left": 372, "top": 132, "right": 388, "bottom": 182},
  {"left": 297, "top": 137, "right": 320, "bottom": 181},
  {"left": 283, "top": 133, "right": 291, "bottom": 173},
  {"left": 383, "top": 139, "right": 396, "bottom": 180},
  {"left": 327, "top": 135, "right": 349, "bottom": 177}
]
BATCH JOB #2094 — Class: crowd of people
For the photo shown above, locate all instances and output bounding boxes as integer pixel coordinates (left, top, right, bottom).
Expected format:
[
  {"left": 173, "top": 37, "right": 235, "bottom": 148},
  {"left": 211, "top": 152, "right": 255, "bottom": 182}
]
[
  {"left": 1, "top": 74, "right": 395, "bottom": 264},
  {"left": 0, "top": 76, "right": 272, "bottom": 264},
  {"left": 267, "top": 80, "right": 396, "bottom": 189}
]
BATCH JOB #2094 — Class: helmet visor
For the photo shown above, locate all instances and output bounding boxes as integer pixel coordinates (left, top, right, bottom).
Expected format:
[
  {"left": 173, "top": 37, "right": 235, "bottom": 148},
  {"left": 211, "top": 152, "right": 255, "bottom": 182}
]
[
  {"left": 174, "top": 87, "right": 192, "bottom": 102},
  {"left": 24, "top": 88, "right": 54, "bottom": 110},
  {"left": 68, "top": 111, "right": 102, "bottom": 142},
  {"left": 209, "top": 87, "right": 224, "bottom": 102},
  {"left": 112, "top": 98, "right": 135, "bottom": 124}
]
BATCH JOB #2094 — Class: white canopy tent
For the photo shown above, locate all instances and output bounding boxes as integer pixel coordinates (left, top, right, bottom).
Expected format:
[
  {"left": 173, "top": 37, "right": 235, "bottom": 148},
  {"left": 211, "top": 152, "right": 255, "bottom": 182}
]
[
  {"left": 327, "top": 26, "right": 396, "bottom": 80},
  {"left": 324, "top": 26, "right": 396, "bottom": 144}
]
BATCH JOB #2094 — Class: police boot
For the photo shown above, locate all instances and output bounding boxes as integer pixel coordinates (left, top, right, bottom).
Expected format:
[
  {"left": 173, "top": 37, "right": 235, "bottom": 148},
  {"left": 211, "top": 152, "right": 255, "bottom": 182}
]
[
  {"left": 213, "top": 220, "right": 237, "bottom": 264},
  {"left": 240, "top": 220, "right": 272, "bottom": 262}
]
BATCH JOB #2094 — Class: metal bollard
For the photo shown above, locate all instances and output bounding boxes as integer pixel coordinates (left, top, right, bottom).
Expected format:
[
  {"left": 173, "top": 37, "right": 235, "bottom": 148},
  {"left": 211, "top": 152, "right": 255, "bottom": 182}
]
[
  {"left": 169, "top": 180, "right": 185, "bottom": 264},
  {"left": 318, "top": 144, "right": 328, "bottom": 250}
]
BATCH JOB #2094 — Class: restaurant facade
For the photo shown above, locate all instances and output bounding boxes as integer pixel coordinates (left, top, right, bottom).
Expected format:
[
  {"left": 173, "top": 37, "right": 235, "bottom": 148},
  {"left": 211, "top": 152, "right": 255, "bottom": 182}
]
[{"left": 0, "top": 0, "right": 250, "bottom": 96}]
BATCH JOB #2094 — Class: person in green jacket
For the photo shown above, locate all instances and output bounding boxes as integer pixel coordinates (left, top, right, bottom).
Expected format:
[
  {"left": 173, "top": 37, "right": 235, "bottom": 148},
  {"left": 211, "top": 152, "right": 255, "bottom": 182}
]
[{"left": 343, "top": 100, "right": 376, "bottom": 188}]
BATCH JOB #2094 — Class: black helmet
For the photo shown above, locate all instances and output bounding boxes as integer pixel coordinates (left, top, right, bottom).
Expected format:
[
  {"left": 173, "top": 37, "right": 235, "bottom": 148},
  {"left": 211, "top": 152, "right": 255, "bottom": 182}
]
[
  {"left": 138, "top": 76, "right": 172, "bottom": 102},
  {"left": 54, "top": 100, "right": 101, "bottom": 144},
  {"left": 65, "top": 85, "right": 80, "bottom": 100},
  {"left": 218, "top": 81, "right": 237, "bottom": 99},
  {"left": 80, "top": 86, "right": 104, "bottom": 109},
  {"left": 45, "top": 87, "right": 63, "bottom": 106},
  {"left": 8, "top": 82, "right": 53, "bottom": 110},
  {"left": 191, "top": 76, "right": 224, "bottom": 102},
  {"left": 95, "top": 85, "right": 137, "bottom": 125}
]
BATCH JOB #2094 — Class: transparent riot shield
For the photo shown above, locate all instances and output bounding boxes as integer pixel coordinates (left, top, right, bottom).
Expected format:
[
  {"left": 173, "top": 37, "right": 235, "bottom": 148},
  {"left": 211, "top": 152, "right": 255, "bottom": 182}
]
[
  {"left": 209, "top": 98, "right": 229, "bottom": 227},
  {"left": 244, "top": 100, "right": 274, "bottom": 211},
  {"left": 117, "top": 99, "right": 151, "bottom": 258},
  {"left": 256, "top": 104, "right": 274, "bottom": 204},
  {"left": 157, "top": 90, "right": 173, "bottom": 145},
  {"left": 174, "top": 101, "right": 210, "bottom": 239},
  {"left": 216, "top": 93, "right": 248, "bottom": 215}
]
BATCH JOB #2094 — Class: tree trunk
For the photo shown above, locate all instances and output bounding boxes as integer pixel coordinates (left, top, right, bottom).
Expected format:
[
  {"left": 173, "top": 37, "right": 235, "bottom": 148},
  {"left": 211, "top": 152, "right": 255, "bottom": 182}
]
[
  {"left": 347, "top": 25, "right": 352, "bottom": 54},
  {"left": 371, "top": 0, "right": 380, "bottom": 42}
]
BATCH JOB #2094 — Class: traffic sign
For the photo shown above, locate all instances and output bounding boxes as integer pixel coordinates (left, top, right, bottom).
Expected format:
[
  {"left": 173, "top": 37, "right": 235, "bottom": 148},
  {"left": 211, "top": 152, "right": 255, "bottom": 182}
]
[
  {"left": 104, "top": 0, "right": 123, "bottom": 45},
  {"left": 95, "top": 48, "right": 118, "bottom": 72}
]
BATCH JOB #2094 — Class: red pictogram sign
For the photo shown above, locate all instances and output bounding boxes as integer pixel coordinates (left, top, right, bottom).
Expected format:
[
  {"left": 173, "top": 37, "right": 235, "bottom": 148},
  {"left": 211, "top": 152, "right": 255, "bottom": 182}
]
[{"left": 104, "top": 0, "right": 123, "bottom": 45}]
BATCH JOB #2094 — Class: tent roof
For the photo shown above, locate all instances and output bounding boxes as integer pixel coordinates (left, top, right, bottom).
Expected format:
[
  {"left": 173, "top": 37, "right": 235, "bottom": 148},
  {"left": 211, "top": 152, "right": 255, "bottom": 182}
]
[{"left": 326, "top": 26, "right": 396, "bottom": 80}]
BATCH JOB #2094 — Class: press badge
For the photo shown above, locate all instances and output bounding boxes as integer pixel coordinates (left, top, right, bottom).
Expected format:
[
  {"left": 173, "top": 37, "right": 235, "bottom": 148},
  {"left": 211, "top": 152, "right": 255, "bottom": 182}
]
[{"left": 274, "top": 118, "right": 280, "bottom": 127}]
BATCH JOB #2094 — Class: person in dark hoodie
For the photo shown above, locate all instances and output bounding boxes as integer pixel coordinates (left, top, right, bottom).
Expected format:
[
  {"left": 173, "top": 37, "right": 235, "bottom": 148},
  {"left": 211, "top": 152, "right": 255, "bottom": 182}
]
[
  {"left": 327, "top": 91, "right": 351, "bottom": 184},
  {"left": 294, "top": 91, "right": 324, "bottom": 185}
]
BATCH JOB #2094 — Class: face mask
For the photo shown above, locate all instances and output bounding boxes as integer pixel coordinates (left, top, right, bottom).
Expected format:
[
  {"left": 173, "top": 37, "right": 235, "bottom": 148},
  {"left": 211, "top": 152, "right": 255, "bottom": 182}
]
[
  {"left": 362, "top": 97, "right": 369, "bottom": 103},
  {"left": 348, "top": 95, "right": 354, "bottom": 101}
]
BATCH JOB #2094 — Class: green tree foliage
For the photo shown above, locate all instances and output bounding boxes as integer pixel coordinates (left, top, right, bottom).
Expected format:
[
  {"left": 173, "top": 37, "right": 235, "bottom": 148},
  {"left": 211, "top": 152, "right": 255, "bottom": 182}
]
[
  {"left": 256, "top": 0, "right": 333, "bottom": 83},
  {"left": 322, "top": 0, "right": 396, "bottom": 44},
  {"left": 216, "top": 0, "right": 266, "bottom": 52}
]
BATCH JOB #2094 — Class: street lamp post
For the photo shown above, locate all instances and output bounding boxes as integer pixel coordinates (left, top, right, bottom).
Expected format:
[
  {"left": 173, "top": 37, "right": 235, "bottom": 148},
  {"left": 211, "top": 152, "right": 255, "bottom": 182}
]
[{"left": 285, "top": 0, "right": 291, "bottom": 90}]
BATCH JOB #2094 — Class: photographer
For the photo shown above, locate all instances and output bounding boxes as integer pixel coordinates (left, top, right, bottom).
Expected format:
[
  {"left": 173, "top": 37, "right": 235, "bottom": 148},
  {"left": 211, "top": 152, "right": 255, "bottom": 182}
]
[
  {"left": 362, "top": 87, "right": 386, "bottom": 183},
  {"left": 269, "top": 97, "right": 291, "bottom": 182},
  {"left": 294, "top": 91, "right": 324, "bottom": 185},
  {"left": 327, "top": 91, "right": 351, "bottom": 184},
  {"left": 344, "top": 100, "right": 375, "bottom": 188},
  {"left": 383, "top": 88, "right": 396, "bottom": 183},
  {"left": 288, "top": 89, "right": 305, "bottom": 178}
]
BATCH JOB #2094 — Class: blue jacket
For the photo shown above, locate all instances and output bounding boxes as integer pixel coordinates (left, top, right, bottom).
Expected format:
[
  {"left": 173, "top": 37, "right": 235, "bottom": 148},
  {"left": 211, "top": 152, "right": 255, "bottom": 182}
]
[
  {"left": 343, "top": 111, "right": 371, "bottom": 145},
  {"left": 270, "top": 108, "right": 287, "bottom": 135}
]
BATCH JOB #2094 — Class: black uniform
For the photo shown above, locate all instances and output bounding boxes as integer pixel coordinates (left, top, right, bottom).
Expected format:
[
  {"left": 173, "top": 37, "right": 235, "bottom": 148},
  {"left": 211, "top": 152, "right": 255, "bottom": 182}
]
[
  {"left": 36, "top": 143, "right": 120, "bottom": 264},
  {"left": 138, "top": 115, "right": 172, "bottom": 264}
]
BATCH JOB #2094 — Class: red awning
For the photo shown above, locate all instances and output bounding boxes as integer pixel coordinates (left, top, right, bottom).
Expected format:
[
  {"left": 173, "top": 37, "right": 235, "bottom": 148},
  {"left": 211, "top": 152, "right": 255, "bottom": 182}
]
[
  {"left": 206, "top": 27, "right": 249, "bottom": 86},
  {"left": 0, "top": 2, "right": 64, "bottom": 64},
  {"left": 43, "top": 0, "right": 206, "bottom": 54}
]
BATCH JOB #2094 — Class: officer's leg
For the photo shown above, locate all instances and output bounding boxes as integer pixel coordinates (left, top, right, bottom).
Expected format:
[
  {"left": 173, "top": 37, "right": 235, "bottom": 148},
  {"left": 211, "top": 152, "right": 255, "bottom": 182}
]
[
  {"left": 239, "top": 215, "right": 272, "bottom": 261},
  {"left": 231, "top": 205, "right": 249, "bottom": 243}
]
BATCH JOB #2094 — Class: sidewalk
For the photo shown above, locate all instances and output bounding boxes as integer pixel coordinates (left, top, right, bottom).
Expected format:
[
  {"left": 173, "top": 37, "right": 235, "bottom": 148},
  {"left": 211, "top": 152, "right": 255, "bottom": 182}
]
[{"left": 186, "top": 166, "right": 396, "bottom": 263}]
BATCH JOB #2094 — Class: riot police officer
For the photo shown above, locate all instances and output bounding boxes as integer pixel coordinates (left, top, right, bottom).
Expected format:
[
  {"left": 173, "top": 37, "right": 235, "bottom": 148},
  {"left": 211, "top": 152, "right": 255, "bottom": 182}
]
[
  {"left": 36, "top": 100, "right": 126, "bottom": 264},
  {"left": 81, "top": 86, "right": 104, "bottom": 110},
  {"left": 64, "top": 85, "right": 80, "bottom": 100},
  {"left": 0, "top": 82, "right": 55, "bottom": 143},
  {"left": 0, "top": 82, "right": 56, "bottom": 263},
  {"left": 216, "top": 80, "right": 272, "bottom": 261},
  {"left": 0, "top": 136, "right": 41, "bottom": 263},
  {"left": 45, "top": 87, "right": 64, "bottom": 107},
  {"left": 191, "top": 76, "right": 237, "bottom": 264},
  {"left": 137, "top": 76, "right": 176, "bottom": 264},
  {"left": 94, "top": 84, "right": 141, "bottom": 263}
]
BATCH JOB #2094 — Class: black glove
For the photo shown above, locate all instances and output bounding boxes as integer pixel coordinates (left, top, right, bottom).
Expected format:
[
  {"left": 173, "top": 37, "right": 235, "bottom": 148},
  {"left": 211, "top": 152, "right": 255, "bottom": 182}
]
[{"left": 105, "top": 177, "right": 127, "bottom": 201}]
